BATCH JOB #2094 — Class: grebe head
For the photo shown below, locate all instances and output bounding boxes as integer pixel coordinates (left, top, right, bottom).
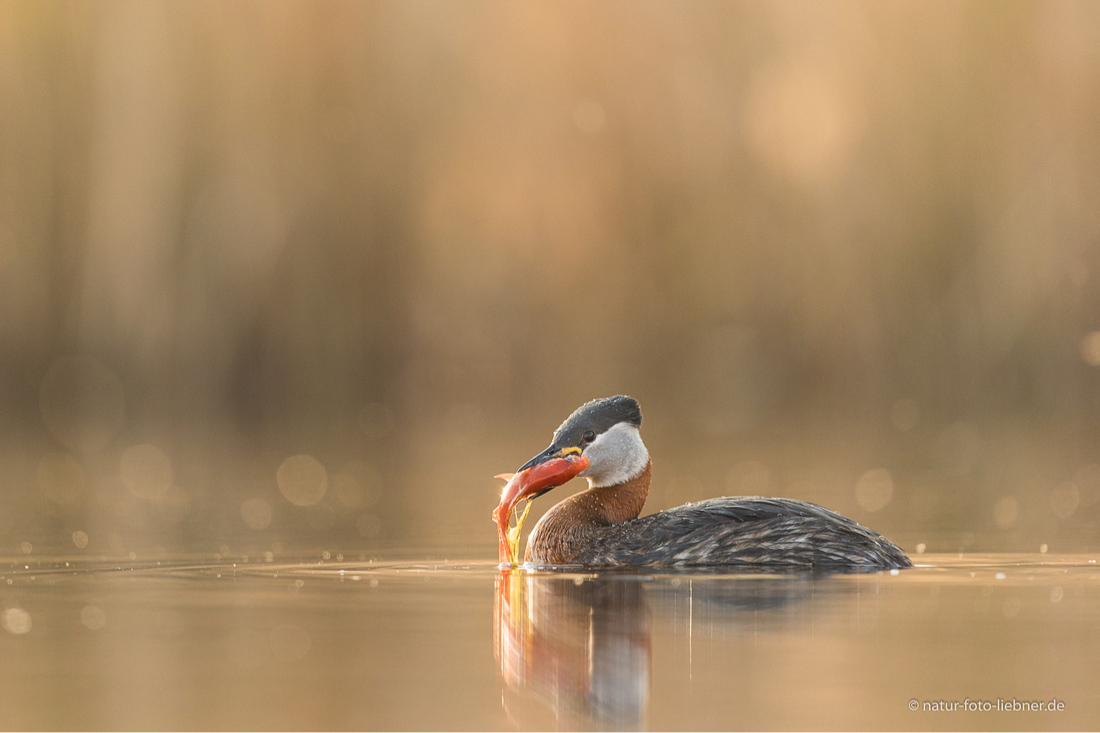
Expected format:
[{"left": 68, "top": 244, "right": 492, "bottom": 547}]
[
  {"left": 518, "top": 395, "right": 648, "bottom": 490},
  {"left": 493, "top": 396, "right": 650, "bottom": 564}
]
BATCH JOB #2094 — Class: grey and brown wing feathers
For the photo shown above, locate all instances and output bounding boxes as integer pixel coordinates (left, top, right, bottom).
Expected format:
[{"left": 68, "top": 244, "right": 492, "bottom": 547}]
[{"left": 583, "top": 497, "right": 912, "bottom": 569}]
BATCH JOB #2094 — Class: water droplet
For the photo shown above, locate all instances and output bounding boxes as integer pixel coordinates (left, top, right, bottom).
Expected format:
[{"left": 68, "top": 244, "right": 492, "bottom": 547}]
[
  {"left": 1039, "top": 544, "right": 1048, "bottom": 553},
  {"left": 72, "top": 531, "right": 89, "bottom": 549},
  {"left": 20, "top": 541, "right": 31, "bottom": 554},
  {"left": 1050, "top": 586, "right": 1064, "bottom": 602},
  {"left": 915, "top": 543, "right": 926, "bottom": 554}
]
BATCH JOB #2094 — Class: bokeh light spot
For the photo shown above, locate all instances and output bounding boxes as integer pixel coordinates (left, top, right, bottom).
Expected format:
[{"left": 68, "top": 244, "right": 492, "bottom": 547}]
[
  {"left": 276, "top": 455, "right": 328, "bottom": 507},
  {"left": 81, "top": 605, "right": 107, "bottom": 630},
  {"left": 240, "top": 498, "right": 273, "bottom": 530},
  {"left": 743, "top": 63, "right": 863, "bottom": 185},
  {"left": 1079, "top": 331, "right": 1100, "bottom": 365},
  {"left": 120, "top": 444, "right": 173, "bottom": 498},
  {"left": 1050, "top": 481, "right": 1079, "bottom": 520},
  {"left": 855, "top": 469, "right": 893, "bottom": 512},
  {"left": 2, "top": 608, "right": 31, "bottom": 635}
]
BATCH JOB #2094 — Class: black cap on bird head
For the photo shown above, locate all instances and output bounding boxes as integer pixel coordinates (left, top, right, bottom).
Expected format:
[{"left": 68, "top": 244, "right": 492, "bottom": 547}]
[
  {"left": 518, "top": 395, "right": 642, "bottom": 473},
  {"left": 553, "top": 395, "right": 642, "bottom": 444}
]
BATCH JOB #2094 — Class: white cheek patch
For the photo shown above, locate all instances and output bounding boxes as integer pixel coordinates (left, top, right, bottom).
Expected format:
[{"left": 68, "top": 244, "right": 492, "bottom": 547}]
[{"left": 580, "top": 423, "right": 649, "bottom": 488}]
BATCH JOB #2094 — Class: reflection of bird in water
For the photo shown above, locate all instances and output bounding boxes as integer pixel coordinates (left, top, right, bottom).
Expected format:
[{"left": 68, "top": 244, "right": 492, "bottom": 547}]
[
  {"left": 646, "top": 570, "right": 821, "bottom": 619},
  {"left": 493, "top": 570, "right": 828, "bottom": 729},
  {"left": 495, "top": 396, "right": 911, "bottom": 569},
  {"left": 495, "top": 571, "right": 650, "bottom": 730}
]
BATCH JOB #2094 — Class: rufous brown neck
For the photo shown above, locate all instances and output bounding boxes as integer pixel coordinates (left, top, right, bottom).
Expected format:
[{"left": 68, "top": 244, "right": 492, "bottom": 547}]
[{"left": 587, "top": 458, "right": 652, "bottom": 524}]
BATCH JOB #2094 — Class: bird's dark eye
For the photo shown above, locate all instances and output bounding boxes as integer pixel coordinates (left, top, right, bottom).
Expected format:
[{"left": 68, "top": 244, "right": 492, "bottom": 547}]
[{"left": 582, "top": 430, "right": 596, "bottom": 443}]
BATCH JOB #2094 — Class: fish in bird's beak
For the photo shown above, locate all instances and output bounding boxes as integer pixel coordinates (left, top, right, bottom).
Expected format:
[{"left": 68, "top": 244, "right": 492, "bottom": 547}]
[{"left": 492, "top": 447, "right": 590, "bottom": 566}]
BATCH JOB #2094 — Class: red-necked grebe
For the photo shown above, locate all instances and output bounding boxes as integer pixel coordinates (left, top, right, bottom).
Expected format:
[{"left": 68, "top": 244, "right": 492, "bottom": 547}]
[{"left": 493, "top": 395, "right": 911, "bottom": 569}]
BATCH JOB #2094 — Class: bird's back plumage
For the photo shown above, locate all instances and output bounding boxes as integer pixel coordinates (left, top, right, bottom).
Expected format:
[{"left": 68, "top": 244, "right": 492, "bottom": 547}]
[{"left": 572, "top": 497, "right": 912, "bottom": 569}]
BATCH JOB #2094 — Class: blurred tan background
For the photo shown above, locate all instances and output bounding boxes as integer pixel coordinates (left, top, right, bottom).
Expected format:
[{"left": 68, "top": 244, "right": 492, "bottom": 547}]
[{"left": 2, "top": 0, "right": 1099, "bottom": 559}]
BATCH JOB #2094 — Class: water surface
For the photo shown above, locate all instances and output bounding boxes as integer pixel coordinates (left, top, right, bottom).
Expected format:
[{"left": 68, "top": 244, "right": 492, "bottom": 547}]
[{"left": 1, "top": 553, "right": 1096, "bottom": 730}]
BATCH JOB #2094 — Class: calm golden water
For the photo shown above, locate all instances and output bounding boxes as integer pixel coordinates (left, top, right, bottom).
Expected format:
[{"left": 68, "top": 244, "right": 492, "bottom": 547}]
[{"left": 0, "top": 553, "right": 1097, "bottom": 730}]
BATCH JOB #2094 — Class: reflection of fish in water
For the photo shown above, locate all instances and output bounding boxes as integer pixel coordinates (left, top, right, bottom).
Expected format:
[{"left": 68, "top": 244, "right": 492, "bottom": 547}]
[
  {"left": 494, "top": 396, "right": 912, "bottom": 569},
  {"left": 495, "top": 572, "right": 650, "bottom": 731}
]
